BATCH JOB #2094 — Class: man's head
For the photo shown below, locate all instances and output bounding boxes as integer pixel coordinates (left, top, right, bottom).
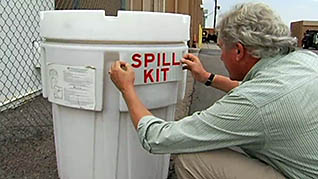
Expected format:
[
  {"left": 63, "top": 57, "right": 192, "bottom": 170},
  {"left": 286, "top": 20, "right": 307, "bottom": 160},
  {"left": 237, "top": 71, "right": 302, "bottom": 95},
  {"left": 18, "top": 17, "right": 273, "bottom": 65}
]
[{"left": 216, "top": 2, "right": 297, "bottom": 80}]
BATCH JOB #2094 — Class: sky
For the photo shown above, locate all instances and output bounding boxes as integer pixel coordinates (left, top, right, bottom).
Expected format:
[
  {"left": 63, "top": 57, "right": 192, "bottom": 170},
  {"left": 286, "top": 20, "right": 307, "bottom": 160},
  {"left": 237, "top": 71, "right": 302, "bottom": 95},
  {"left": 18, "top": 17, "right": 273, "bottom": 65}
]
[{"left": 203, "top": 0, "right": 318, "bottom": 28}]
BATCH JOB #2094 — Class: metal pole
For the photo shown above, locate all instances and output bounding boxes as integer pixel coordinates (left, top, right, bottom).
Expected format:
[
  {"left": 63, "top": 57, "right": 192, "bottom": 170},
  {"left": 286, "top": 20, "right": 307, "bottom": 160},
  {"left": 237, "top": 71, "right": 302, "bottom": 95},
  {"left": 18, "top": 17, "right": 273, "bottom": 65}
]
[
  {"left": 121, "top": 0, "right": 127, "bottom": 10},
  {"left": 213, "top": 0, "right": 217, "bottom": 29},
  {"left": 73, "top": 0, "right": 80, "bottom": 9}
]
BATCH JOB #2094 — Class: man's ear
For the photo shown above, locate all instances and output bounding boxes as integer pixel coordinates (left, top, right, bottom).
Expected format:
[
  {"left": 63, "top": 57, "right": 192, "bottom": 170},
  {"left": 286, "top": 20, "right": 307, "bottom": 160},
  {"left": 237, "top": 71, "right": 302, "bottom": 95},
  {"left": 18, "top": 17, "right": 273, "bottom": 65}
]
[{"left": 235, "top": 42, "right": 244, "bottom": 61}]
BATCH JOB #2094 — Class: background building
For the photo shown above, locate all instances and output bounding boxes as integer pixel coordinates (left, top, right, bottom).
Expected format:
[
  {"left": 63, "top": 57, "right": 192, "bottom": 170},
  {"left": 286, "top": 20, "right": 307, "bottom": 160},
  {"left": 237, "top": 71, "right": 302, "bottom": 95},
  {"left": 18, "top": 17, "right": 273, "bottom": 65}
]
[{"left": 290, "top": 21, "right": 318, "bottom": 47}]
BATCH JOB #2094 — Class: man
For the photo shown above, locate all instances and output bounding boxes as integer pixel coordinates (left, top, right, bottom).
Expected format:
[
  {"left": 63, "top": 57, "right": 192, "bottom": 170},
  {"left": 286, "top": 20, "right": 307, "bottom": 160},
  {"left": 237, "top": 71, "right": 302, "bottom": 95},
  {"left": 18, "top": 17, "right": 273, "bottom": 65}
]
[{"left": 109, "top": 2, "right": 318, "bottom": 179}]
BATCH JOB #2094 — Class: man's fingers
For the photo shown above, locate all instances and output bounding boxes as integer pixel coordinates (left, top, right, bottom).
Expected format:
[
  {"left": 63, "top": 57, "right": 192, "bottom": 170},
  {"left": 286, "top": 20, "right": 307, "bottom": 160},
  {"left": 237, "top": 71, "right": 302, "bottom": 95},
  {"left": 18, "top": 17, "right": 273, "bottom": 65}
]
[
  {"left": 183, "top": 53, "right": 193, "bottom": 59},
  {"left": 182, "top": 65, "right": 190, "bottom": 70},
  {"left": 181, "top": 58, "right": 194, "bottom": 66},
  {"left": 119, "top": 61, "right": 127, "bottom": 65},
  {"left": 115, "top": 60, "right": 122, "bottom": 68},
  {"left": 183, "top": 53, "right": 199, "bottom": 63},
  {"left": 119, "top": 61, "right": 128, "bottom": 70},
  {"left": 111, "top": 61, "right": 116, "bottom": 69},
  {"left": 125, "top": 63, "right": 134, "bottom": 72},
  {"left": 111, "top": 60, "right": 127, "bottom": 71},
  {"left": 109, "top": 60, "right": 134, "bottom": 75},
  {"left": 183, "top": 53, "right": 195, "bottom": 61}
]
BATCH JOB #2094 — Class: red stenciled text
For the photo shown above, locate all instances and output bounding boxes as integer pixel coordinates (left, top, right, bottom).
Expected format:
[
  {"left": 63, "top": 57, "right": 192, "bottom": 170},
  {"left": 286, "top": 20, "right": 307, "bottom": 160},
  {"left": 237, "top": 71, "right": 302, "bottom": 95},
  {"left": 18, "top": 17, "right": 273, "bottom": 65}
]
[{"left": 131, "top": 52, "right": 181, "bottom": 83}]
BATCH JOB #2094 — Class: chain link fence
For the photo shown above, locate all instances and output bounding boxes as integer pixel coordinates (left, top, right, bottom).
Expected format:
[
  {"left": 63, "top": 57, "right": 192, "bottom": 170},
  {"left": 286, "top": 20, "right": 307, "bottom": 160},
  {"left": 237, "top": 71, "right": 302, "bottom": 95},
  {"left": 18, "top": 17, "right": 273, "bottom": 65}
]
[{"left": 0, "top": 0, "right": 56, "bottom": 178}]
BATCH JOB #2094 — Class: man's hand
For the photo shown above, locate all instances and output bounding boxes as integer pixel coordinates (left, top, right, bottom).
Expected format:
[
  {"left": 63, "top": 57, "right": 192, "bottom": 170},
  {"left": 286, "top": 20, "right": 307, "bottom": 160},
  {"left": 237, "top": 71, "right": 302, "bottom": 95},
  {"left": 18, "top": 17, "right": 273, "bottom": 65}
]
[
  {"left": 181, "top": 53, "right": 210, "bottom": 83},
  {"left": 109, "top": 60, "right": 152, "bottom": 129},
  {"left": 109, "top": 61, "right": 135, "bottom": 93}
]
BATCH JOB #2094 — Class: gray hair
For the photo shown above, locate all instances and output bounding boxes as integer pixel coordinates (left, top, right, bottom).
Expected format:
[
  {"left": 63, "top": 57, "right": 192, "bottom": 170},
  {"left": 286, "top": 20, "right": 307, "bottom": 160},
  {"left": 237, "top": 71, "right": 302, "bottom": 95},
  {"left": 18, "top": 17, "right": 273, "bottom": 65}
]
[{"left": 216, "top": 2, "right": 298, "bottom": 59}]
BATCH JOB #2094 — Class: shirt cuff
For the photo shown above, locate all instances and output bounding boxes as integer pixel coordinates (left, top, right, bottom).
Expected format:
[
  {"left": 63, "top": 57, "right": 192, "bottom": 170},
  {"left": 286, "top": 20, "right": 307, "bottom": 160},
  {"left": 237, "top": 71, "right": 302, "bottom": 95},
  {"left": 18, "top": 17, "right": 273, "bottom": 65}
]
[
  {"left": 137, "top": 115, "right": 155, "bottom": 152},
  {"left": 137, "top": 115, "right": 168, "bottom": 153}
]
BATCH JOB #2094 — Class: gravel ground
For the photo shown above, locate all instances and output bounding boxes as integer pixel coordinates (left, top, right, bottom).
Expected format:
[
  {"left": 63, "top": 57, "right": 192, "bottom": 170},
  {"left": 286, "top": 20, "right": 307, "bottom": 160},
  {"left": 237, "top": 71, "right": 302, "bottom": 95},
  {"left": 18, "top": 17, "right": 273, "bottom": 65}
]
[{"left": 0, "top": 96, "right": 57, "bottom": 179}]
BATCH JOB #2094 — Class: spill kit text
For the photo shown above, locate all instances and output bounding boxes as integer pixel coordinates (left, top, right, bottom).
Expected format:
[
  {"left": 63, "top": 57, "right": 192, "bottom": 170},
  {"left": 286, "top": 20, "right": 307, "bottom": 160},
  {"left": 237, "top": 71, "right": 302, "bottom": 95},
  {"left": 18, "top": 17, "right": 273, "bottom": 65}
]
[{"left": 131, "top": 52, "right": 181, "bottom": 83}]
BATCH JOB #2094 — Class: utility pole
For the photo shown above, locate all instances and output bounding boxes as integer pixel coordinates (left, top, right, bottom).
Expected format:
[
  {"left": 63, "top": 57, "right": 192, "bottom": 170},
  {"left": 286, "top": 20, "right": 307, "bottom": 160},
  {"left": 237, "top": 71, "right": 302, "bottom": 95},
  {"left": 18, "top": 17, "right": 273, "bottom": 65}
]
[{"left": 213, "top": 0, "right": 217, "bottom": 29}]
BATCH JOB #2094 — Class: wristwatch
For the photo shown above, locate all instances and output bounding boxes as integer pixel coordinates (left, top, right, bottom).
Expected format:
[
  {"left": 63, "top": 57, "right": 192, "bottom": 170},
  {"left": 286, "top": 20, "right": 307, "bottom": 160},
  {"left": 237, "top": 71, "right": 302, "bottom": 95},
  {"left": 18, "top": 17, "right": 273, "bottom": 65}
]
[{"left": 204, "top": 73, "right": 215, "bottom": 86}]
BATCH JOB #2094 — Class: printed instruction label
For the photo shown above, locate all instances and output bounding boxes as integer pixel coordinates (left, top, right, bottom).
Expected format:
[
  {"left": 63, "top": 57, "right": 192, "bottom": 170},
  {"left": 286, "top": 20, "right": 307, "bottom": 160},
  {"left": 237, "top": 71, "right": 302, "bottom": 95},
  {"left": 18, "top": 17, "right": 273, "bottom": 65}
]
[{"left": 47, "top": 63, "right": 96, "bottom": 110}]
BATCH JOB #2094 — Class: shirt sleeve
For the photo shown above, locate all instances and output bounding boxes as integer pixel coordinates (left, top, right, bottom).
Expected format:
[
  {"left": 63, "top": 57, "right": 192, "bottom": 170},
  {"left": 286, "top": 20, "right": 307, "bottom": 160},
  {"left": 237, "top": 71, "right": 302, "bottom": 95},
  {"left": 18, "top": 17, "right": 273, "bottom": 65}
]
[{"left": 137, "top": 92, "right": 265, "bottom": 154}]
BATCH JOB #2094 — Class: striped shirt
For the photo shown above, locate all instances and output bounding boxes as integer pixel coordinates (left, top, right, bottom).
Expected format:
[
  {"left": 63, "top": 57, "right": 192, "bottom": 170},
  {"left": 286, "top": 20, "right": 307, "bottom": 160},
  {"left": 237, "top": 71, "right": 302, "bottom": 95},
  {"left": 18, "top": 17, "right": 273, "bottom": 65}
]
[{"left": 137, "top": 50, "right": 318, "bottom": 179}]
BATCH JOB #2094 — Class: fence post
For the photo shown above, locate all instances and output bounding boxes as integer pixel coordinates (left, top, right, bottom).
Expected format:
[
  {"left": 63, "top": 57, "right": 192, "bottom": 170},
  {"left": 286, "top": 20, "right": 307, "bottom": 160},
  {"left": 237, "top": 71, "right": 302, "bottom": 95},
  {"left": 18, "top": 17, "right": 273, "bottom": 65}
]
[{"left": 73, "top": 0, "right": 80, "bottom": 9}]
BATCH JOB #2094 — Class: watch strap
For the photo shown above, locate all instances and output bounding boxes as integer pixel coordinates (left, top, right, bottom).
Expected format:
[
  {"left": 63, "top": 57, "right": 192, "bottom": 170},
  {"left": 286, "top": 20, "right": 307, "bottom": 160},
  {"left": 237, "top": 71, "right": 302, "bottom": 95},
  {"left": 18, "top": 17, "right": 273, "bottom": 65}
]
[{"left": 204, "top": 73, "right": 215, "bottom": 86}]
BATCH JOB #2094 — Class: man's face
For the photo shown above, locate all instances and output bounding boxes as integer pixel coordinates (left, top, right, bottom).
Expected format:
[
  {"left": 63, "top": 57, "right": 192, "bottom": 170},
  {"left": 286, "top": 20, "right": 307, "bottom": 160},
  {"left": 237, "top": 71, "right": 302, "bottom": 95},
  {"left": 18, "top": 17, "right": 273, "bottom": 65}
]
[{"left": 217, "top": 40, "right": 242, "bottom": 80}]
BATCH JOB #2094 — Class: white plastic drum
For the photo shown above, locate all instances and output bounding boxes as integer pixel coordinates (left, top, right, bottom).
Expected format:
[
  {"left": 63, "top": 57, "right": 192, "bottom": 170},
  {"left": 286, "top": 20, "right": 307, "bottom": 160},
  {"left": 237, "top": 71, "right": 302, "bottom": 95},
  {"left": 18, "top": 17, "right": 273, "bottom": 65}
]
[{"left": 40, "top": 10, "right": 190, "bottom": 179}]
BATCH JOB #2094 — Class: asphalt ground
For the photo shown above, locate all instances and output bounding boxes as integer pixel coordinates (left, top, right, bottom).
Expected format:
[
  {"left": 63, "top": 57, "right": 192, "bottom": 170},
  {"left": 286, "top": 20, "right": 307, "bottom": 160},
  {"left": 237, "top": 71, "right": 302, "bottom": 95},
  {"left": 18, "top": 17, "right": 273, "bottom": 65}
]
[{"left": 189, "top": 44, "right": 227, "bottom": 114}]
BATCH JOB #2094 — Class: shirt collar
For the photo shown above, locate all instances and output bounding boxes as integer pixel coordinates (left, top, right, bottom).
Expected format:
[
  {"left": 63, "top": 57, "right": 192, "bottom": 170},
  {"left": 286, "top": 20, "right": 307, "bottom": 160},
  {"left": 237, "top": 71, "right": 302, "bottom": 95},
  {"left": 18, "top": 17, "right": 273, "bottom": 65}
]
[{"left": 242, "top": 54, "right": 283, "bottom": 83}]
